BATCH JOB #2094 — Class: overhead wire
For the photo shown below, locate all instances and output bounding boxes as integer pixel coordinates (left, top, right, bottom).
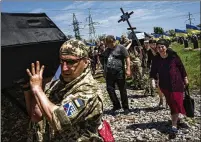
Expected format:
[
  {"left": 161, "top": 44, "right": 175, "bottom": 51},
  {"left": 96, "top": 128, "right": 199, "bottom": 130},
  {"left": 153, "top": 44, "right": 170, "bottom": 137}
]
[{"left": 2, "top": 2, "right": 199, "bottom": 38}]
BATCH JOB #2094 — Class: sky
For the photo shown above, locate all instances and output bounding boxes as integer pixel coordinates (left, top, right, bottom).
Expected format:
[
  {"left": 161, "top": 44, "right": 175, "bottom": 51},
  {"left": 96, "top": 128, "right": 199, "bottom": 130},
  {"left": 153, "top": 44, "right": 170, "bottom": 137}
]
[{"left": 1, "top": 1, "right": 200, "bottom": 40}]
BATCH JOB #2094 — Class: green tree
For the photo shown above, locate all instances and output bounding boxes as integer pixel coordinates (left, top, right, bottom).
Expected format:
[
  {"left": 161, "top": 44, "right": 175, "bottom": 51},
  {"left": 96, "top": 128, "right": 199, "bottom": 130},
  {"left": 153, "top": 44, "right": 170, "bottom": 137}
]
[
  {"left": 168, "top": 29, "right": 176, "bottom": 37},
  {"left": 153, "top": 27, "right": 164, "bottom": 34}
]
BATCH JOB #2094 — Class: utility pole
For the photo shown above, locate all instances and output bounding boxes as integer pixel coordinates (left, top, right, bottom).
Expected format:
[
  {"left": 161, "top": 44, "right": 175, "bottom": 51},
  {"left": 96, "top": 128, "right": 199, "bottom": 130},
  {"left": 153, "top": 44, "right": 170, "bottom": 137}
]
[
  {"left": 118, "top": 7, "right": 141, "bottom": 46},
  {"left": 72, "top": 13, "right": 81, "bottom": 40},
  {"left": 86, "top": 8, "right": 98, "bottom": 43},
  {"left": 187, "top": 12, "right": 193, "bottom": 25}
]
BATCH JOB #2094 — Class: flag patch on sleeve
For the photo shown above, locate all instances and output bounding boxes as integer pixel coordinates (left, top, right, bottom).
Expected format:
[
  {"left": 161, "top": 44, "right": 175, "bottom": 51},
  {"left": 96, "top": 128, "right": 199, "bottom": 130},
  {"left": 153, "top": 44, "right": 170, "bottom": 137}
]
[
  {"left": 63, "top": 102, "right": 78, "bottom": 117},
  {"left": 73, "top": 98, "right": 84, "bottom": 108}
]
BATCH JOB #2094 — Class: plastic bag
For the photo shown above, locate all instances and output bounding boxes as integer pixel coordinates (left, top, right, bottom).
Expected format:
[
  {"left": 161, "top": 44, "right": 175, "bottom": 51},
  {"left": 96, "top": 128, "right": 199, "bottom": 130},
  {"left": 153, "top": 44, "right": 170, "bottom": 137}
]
[{"left": 98, "top": 120, "right": 115, "bottom": 142}]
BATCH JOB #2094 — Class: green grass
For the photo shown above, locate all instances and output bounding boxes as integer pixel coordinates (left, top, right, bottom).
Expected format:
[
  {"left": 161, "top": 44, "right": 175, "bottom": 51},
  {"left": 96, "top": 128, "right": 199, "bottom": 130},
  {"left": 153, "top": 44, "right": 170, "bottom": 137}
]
[{"left": 171, "top": 41, "right": 200, "bottom": 89}]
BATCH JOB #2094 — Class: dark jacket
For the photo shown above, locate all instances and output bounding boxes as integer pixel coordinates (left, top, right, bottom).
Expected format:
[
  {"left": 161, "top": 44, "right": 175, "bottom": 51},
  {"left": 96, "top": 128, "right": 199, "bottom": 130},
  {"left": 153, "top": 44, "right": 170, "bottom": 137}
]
[{"left": 150, "top": 49, "right": 187, "bottom": 92}]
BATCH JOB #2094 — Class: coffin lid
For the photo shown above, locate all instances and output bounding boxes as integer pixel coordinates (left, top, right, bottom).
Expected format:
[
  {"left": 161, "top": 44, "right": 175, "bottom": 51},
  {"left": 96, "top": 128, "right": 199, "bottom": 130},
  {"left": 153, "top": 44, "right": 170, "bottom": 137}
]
[{"left": 1, "top": 12, "right": 66, "bottom": 47}]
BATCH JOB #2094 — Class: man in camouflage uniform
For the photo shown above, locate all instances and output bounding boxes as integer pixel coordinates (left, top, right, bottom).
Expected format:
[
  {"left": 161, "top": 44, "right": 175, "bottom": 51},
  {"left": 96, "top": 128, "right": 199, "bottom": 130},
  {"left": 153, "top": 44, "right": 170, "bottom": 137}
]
[
  {"left": 24, "top": 39, "right": 104, "bottom": 142},
  {"left": 120, "top": 34, "right": 132, "bottom": 49},
  {"left": 120, "top": 35, "right": 148, "bottom": 90},
  {"left": 141, "top": 40, "right": 155, "bottom": 96},
  {"left": 128, "top": 45, "right": 144, "bottom": 89}
]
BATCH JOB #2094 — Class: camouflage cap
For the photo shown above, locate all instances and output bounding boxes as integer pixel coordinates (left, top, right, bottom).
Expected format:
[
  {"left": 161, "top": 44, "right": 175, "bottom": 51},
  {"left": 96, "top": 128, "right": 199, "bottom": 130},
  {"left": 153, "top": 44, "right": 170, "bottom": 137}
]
[
  {"left": 124, "top": 37, "right": 130, "bottom": 43},
  {"left": 60, "top": 39, "right": 88, "bottom": 58},
  {"left": 121, "top": 34, "right": 126, "bottom": 38}
]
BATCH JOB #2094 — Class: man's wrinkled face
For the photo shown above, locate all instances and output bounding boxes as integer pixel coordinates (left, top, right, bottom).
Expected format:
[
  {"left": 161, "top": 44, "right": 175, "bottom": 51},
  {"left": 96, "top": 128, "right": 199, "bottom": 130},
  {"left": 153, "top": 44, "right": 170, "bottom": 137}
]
[{"left": 60, "top": 55, "right": 87, "bottom": 83}]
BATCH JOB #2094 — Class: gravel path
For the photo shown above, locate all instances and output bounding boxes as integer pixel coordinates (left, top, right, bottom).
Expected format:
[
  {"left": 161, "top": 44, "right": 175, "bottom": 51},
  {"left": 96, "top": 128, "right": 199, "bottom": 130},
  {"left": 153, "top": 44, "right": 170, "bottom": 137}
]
[
  {"left": 99, "top": 83, "right": 201, "bottom": 142},
  {"left": 1, "top": 79, "right": 200, "bottom": 142}
]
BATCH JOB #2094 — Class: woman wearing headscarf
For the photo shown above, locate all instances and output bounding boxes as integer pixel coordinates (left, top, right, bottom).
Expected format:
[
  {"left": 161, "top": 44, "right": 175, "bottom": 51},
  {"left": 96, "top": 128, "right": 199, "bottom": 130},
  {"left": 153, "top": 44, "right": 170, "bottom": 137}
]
[{"left": 150, "top": 39, "right": 189, "bottom": 133}]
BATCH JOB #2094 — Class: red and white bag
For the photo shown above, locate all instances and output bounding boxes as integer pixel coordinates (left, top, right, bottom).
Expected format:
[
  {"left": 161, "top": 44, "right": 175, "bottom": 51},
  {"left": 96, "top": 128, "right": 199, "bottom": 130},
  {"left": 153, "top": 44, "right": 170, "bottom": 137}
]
[{"left": 98, "top": 120, "right": 115, "bottom": 142}]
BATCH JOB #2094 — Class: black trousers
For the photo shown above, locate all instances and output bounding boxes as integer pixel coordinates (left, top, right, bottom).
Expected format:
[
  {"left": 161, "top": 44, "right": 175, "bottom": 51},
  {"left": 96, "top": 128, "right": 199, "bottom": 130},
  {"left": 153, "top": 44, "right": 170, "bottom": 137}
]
[{"left": 106, "top": 69, "right": 129, "bottom": 109}]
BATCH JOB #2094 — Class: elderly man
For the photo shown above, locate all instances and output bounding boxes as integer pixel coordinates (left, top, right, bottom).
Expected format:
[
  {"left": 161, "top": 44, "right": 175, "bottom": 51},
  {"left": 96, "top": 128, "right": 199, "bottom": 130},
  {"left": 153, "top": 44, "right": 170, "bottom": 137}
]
[
  {"left": 23, "top": 39, "right": 104, "bottom": 141},
  {"left": 103, "top": 35, "right": 131, "bottom": 114}
]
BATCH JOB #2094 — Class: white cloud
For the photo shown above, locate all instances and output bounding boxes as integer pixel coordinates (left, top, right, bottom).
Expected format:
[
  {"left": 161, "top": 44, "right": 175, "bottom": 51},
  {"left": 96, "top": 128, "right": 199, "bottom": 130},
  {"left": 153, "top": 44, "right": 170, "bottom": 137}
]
[
  {"left": 63, "top": 1, "right": 95, "bottom": 10},
  {"left": 29, "top": 8, "right": 44, "bottom": 13},
  {"left": 108, "top": 14, "right": 121, "bottom": 21},
  {"left": 52, "top": 13, "right": 72, "bottom": 21},
  {"left": 98, "top": 19, "right": 108, "bottom": 25}
]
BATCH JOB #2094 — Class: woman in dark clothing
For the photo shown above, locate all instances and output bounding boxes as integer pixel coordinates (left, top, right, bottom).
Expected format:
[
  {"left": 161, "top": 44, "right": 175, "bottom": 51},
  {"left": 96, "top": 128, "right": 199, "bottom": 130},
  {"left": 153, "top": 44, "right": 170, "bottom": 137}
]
[
  {"left": 148, "top": 39, "right": 164, "bottom": 106},
  {"left": 150, "top": 39, "right": 189, "bottom": 133}
]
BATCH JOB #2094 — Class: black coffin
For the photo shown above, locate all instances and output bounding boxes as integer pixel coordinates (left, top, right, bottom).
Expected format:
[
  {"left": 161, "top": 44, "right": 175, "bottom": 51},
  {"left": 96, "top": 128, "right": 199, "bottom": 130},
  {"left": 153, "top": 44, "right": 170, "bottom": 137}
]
[{"left": 1, "top": 12, "right": 67, "bottom": 89}]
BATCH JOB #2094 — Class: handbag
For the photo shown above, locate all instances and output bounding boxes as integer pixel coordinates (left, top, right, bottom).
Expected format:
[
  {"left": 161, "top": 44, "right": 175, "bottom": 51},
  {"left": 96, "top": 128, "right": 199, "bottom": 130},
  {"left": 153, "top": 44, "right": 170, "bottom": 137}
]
[
  {"left": 183, "top": 85, "right": 195, "bottom": 117},
  {"left": 98, "top": 120, "right": 115, "bottom": 142}
]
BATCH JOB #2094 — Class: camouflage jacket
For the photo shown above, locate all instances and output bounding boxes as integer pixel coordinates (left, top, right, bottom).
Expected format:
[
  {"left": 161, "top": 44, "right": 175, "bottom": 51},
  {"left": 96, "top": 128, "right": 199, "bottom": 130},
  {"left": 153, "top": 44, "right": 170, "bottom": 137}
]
[
  {"left": 120, "top": 37, "right": 131, "bottom": 48},
  {"left": 28, "top": 67, "right": 104, "bottom": 142},
  {"left": 129, "top": 51, "right": 142, "bottom": 66}
]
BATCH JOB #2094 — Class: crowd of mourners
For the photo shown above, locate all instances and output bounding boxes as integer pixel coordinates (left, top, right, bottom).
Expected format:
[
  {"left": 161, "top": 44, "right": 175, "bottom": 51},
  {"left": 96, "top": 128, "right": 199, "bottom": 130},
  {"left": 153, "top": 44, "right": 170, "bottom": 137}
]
[
  {"left": 21, "top": 33, "right": 194, "bottom": 141},
  {"left": 87, "top": 34, "right": 190, "bottom": 135}
]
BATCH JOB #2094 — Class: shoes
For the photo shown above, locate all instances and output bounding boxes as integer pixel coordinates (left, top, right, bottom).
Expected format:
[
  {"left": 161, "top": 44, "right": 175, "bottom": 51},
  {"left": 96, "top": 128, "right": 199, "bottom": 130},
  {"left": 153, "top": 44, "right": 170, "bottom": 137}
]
[
  {"left": 150, "top": 89, "right": 155, "bottom": 97},
  {"left": 171, "top": 126, "right": 178, "bottom": 133},
  {"left": 111, "top": 106, "right": 121, "bottom": 116},
  {"left": 123, "top": 109, "right": 130, "bottom": 114},
  {"left": 177, "top": 119, "right": 189, "bottom": 129},
  {"left": 167, "top": 119, "right": 189, "bottom": 129},
  {"left": 137, "top": 85, "right": 143, "bottom": 90},
  {"left": 169, "top": 126, "right": 178, "bottom": 134},
  {"left": 158, "top": 99, "right": 163, "bottom": 107},
  {"left": 112, "top": 106, "right": 121, "bottom": 112},
  {"left": 144, "top": 88, "right": 149, "bottom": 96}
]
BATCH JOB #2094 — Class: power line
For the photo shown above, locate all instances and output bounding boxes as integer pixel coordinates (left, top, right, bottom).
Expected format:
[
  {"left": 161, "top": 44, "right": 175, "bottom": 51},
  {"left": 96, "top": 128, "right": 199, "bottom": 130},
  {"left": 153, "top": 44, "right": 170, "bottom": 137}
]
[
  {"left": 185, "top": 12, "right": 196, "bottom": 25},
  {"left": 188, "top": 12, "right": 193, "bottom": 25},
  {"left": 72, "top": 13, "right": 81, "bottom": 40},
  {"left": 86, "top": 8, "right": 99, "bottom": 42},
  {"left": 50, "top": 11, "right": 200, "bottom": 30}
]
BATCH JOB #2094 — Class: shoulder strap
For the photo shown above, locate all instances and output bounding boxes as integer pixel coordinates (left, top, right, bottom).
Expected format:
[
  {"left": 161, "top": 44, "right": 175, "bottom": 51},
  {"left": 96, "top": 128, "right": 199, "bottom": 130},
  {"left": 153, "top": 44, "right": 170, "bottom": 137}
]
[{"left": 184, "top": 85, "right": 190, "bottom": 97}]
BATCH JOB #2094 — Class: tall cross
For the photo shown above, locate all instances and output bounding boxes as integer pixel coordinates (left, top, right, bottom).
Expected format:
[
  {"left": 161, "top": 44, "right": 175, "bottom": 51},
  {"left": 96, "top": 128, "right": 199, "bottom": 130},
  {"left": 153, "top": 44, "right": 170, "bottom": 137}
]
[{"left": 118, "top": 8, "right": 141, "bottom": 46}]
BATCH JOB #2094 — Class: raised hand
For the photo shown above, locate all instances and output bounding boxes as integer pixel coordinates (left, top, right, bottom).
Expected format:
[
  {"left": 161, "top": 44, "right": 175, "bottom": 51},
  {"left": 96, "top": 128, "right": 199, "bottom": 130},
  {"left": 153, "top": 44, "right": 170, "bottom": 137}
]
[
  {"left": 26, "top": 61, "right": 45, "bottom": 91},
  {"left": 184, "top": 78, "right": 189, "bottom": 85}
]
